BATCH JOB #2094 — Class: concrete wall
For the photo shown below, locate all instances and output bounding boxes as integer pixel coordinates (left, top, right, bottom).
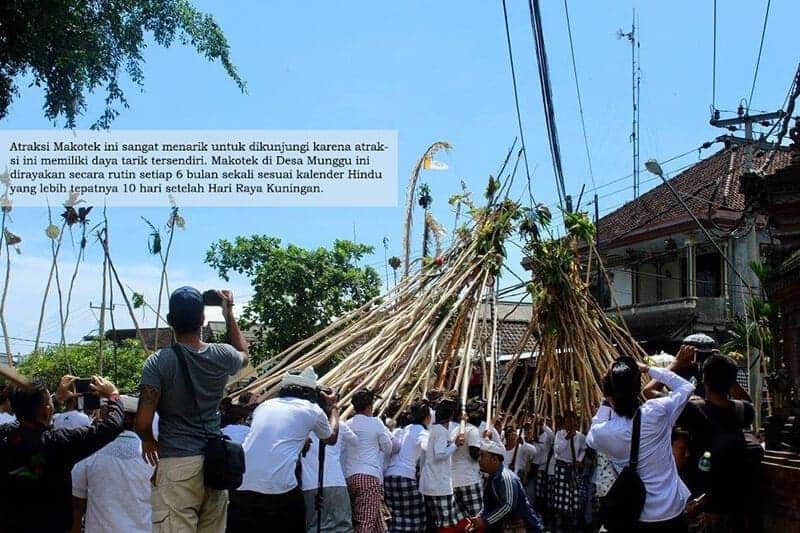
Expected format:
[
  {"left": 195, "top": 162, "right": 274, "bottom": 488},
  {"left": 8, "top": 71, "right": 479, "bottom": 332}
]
[
  {"left": 662, "top": 259, "right": 682, "bottom": 299},
  {"left": 729, "top": 229, "right": 766, "bottom": 317},
  {"left": 609, "top": 268, "right": 633, "bottom": 306},
  {"left": 639, "top": 264, "right": 658, "bottom": 304}
]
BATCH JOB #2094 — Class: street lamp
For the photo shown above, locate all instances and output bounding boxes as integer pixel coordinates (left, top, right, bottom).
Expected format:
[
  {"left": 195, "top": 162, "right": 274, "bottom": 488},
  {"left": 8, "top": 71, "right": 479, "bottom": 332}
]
[
  {"left": 644, "top": 159, "right": 663, "bottom": 177},
  {"left": 644, "top": 155, "right": 751, "bottom": 293}
]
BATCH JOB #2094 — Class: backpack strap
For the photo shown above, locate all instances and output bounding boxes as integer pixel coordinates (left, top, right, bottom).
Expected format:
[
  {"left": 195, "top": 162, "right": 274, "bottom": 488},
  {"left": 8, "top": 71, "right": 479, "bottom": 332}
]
[
  {"left": 630, "top": 408, "right": 642, "bottom": 470},
  {"left": 733, "top": 400, "right": 745, "bottom": 426},
  {"left": 172, "top": 343, "right": 199, "bottom": 410},
  {"left": 569, "top": 434, "right": 577, "bottom": 464}
]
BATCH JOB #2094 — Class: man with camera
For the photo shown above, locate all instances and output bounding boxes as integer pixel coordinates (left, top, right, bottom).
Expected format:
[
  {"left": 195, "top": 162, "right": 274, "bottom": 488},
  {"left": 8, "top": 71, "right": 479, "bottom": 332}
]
[
  {"left": 136, "top": 286, "right": 249, "bottom": 533},
  {"left": 0, "top": 374, "right": 124, "bottom": 533},
  {"left": 230, "top": 366, "right": 340, "bottom": 533}
]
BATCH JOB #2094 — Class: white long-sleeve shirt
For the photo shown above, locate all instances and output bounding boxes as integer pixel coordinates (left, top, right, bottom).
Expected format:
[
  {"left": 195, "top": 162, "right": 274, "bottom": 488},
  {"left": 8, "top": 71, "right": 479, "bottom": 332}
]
[
  {"left": 587, "top": 366, "right": 694, "bottom": 523},
  {"left": 419, "top": 423, "right": 457, "bottom": 496},
  {"left": 531, "top": 425, "right": 554, "bottom": 466},
  {"left": 301, "top": 423, "right": 358, "bottom": 489},
  {"left": 385, "top": 423, "right": 428, "bottom": 480},
  {"left": 553, "top": 430, "right": 586, "bottom": 463},
  {"left": 341, "top": 414, "right": 393, "bottom": 481}
]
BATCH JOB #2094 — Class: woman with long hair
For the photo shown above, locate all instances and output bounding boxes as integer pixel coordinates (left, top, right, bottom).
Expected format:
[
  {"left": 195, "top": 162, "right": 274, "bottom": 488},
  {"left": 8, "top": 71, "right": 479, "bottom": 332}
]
[{"left": 587, "top": 350, "right": 696, "bottom": 532}]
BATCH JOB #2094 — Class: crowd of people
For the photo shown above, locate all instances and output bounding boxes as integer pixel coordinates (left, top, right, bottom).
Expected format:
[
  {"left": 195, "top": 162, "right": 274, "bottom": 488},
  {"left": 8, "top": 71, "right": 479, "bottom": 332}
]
[{"left": 0, "top": 286, "right": 763, "bottom": 533}]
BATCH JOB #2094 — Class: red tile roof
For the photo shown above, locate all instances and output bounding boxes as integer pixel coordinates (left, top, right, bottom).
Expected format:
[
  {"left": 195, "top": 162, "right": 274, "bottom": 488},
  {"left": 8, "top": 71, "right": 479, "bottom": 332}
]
[{"left": 596, "top": 147, "right": 794, "bottom": 249}]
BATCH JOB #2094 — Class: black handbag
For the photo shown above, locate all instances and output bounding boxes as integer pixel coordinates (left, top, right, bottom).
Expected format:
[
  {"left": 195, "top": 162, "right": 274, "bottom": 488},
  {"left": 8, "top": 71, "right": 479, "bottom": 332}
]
[
  {"left": 600, "top": 407, "right": 646, "bottom": 531},
  {"left": 172, "top": 343, "right": 246, "bottom": 491}
]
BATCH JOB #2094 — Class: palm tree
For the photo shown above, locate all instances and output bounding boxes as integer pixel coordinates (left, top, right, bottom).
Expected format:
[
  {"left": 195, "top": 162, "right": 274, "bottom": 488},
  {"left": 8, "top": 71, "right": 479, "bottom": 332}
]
[
  {"left": 418, "top": 183, "right": 433, "bottom": 258},
  {"left": 388, "top": 256, "right": 401, "bottom": 287}
]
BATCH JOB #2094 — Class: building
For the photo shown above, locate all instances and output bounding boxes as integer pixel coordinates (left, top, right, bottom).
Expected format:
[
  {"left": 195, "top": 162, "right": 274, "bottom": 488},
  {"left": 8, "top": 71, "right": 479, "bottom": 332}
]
[
  {"left": 740, "top": 117, "right": 800, "bottom": 533},
  {"left": 594, "top": 145, "right": 794, "bottom": 353}
]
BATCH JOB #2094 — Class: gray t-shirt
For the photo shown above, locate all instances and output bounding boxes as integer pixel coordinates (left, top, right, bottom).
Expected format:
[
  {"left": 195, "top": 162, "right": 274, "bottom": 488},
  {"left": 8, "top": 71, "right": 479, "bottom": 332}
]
[{"left": 140, "top": 343, "right": 244, "bottom": 458}]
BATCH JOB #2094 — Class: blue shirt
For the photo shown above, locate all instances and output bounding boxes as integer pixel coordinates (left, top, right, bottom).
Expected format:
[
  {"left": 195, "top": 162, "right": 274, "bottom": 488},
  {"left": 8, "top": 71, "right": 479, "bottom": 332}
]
[{"left": 480, "top": 465, "right": 543, "bottom": 532}]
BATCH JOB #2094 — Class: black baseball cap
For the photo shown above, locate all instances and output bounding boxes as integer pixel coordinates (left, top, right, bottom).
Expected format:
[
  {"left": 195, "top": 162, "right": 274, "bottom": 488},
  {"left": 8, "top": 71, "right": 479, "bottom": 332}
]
[{"left": 168, "top": 286, "right": 204, "bottom": 330}]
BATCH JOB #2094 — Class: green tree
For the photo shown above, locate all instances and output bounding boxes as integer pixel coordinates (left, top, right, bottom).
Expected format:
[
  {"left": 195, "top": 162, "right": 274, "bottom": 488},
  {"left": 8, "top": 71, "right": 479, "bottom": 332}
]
[
  {"left": 0, "top": 0, "right": 245, "bottom": 128},
  {"left": 206, "top": 237, "right": 381, "bottom": 365},
  {"left": 16, "top": 339, "right": 147, "bottom": 393}
]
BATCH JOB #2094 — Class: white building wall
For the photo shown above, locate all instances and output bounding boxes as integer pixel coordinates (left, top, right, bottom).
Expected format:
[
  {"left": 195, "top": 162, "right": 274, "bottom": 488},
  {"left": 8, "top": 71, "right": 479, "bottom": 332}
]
[{"left": 610, "top": 268, "right": 633, "bottom": 306}]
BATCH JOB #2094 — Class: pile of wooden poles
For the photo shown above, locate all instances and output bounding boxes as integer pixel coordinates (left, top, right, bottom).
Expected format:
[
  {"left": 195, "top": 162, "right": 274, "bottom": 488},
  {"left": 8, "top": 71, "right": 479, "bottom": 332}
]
[
  {"left": 495, "top": 211, "right": 647, "bottom": 428},
  {"left": 232, "top": 195, "right": 646, "bottom": 429},
  {"left": 231, "top": 186, "right": 521, "bottom": 420}
]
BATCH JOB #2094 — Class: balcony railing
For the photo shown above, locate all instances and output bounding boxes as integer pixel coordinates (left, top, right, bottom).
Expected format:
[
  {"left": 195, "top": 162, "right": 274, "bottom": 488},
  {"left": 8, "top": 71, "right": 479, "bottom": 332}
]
[{"left": 607, "top": 296, "right": 728, "bottom": 326}]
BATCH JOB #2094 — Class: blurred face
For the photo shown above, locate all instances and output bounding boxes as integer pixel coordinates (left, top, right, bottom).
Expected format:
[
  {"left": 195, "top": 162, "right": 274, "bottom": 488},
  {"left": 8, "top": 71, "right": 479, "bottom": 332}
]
[
  {"left": 672, "top": 437, "right": 690, "bottom": 470},
  {"left": 478, "top": 450, "right": 502, "bottom": 473},
  {"left": 39, "top": 391, "right": 54, "bottom": 426}
]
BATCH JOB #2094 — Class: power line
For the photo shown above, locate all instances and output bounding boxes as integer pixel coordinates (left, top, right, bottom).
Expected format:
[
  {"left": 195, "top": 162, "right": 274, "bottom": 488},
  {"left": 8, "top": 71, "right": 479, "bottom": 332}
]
[
  {"left": 562, "top": 0, "right": 595, "bottom": 189},
  {"left": 528, "top": 0, "right": 568, "bottom": 210},
  {"left": 589, "top": 145, "right": 703, "bottom": 194},
  {"left": 747, "top": 0, "right": 772, "bottom": 112},
  {"left": 2, "top": 335, "right": 65, "bottom": 347},
  {"left": 501, "top": 0, "right": 535, "bottom": 207}
]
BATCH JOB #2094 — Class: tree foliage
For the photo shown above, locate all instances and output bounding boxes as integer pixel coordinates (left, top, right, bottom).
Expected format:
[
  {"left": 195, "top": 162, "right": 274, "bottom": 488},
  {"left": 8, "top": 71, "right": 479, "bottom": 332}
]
[
  {"left": 0, "top": 0, "right": 245, "bottom": 128},
  {"left": 16, "top": 339, "right": 147, "bottom": 394},
  {"left": 206, "top": 237, "right": 381, "bottom": 365}
]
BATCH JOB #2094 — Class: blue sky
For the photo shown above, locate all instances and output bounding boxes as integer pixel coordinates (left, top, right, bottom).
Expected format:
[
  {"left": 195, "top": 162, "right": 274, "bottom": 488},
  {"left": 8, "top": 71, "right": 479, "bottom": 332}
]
[{"left": 1, "top": 0, "right": 797, "bottom": 355}]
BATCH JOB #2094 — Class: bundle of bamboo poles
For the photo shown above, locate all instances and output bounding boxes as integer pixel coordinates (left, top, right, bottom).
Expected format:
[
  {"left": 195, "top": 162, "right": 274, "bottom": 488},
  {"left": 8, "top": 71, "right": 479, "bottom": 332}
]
[
  {"left": 496, "top": 210, "right": 647, "bottom": 429},
  {"left": 231, "top": 186, "right": 522, "bottom": 420}
]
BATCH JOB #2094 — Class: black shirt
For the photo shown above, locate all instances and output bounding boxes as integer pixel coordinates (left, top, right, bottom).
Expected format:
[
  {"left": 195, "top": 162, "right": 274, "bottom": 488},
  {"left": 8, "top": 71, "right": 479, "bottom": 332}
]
[
  {"left": 678, "top": 398, "right": 755, "bottom": 513},
  {"left": 0, "top": 399, "right": 124, "bottom": 533}
]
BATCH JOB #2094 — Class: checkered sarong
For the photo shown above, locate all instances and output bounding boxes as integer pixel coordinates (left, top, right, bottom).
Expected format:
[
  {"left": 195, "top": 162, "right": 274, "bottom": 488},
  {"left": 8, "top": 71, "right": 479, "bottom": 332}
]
[
  {"left": 552, "top": 460, "right": 581, "bottom": 517},
  {"left": 424, "top": 494, "right": 466, "bottom": 528},
  {"left": 534, "top": 468, "right": 549, "bottom": 502},
  {"left": 347, "top": 474, "right": 387, "bottom": 533},
  {"left": 453, "top": 483, "right": 483, "bottom": 517},
  {"left": 384, "top": 476, "right": 426, "bottom": 532}
]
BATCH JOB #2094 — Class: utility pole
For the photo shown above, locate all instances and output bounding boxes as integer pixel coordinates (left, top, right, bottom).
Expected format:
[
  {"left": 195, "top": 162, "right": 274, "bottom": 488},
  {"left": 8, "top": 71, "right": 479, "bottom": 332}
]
[
  {"left": 710, "top": 108, "right": 785, "bottom": 172},
  {"left": 89, "top": 302, "right": 115, "bottom": 351},
  {"left": 619, "top": 10, "right": 641, "bottom": 199},
  {"left": 708, "top": 106, "right": 784, "bottom": 430}
]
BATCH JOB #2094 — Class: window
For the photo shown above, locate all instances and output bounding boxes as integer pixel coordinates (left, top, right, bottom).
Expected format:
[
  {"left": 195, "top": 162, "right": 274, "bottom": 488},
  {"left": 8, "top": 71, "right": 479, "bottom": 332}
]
[{"left": 695, "top": 252, "right": 722, "bottom": 297}]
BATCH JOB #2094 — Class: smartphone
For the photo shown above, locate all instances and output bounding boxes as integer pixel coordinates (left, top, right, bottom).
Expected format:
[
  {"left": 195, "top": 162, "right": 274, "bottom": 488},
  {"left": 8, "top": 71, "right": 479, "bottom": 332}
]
[
  {"left": 202, "top": 290, "right": 223, "bottom": 306},
  {"left": 75, "top": 378, "right": 92, "bottom": 395},
  {"left": 75, "top": 378, "right": 101, "bottom": 411}
]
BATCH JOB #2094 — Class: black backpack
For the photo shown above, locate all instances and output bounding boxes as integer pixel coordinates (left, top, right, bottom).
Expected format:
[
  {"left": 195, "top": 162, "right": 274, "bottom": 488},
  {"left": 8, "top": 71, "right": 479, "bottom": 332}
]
[
  {"left": 696, "top": 399, "right": 762, "bottom": 511},
  {"left": 600, "top": 407, "right": 646, "bottom": 531}
]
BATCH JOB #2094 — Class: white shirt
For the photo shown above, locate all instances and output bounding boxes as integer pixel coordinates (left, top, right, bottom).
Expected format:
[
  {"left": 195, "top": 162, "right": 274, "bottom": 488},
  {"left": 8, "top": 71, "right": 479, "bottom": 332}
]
[
  {"left": 385, "top": 423, "right": 428, "bottom": 480},
  {"left": 587, "top": 366, "right": 694, "bottom": 523},
  {"left": 301, "top": 423, "right": 358, "bottom": 489},
  {"left": 240, "top": 397, "right": 332, "bottom": 494},
  {"left": 478, "top": 421, "right": 503, "bottom": 446},
  {"left": 341, "top": 413, "right": 393, "bottom": 481},
  {"left": 0, "top": 412, "right": 16, "bottom": 425},
  {"left": 71, "top": 431, "right": 153, "bottom": 533},
  {"left": 222, "top": 424, "right": 250, "bottom": 444},
  {"left": 419, "top": 423, "right": 457, "bottom": 496},
  {"left": 553, "top": 430, "right": 586, "bottom": 463},
  {"left": 448, "top": 422, "right": 481, "bottom": 487},
  {"left": 531, "top": 425, "right": 554, "bottom": 466},
  {"left": 503, "top": 441, "right": 537, "bottom": 476},
  {"left": 54, "top": 410, "right": 92, "bottom": 430}
]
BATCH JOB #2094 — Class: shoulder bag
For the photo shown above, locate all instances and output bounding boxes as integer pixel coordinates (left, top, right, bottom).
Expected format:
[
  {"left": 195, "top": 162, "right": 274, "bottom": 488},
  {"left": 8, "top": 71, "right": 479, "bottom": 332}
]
[
  {"left": 173, "top": 343, "right": 246, "bottom": 491},
  {"left": 599, "top": 407, "right": 645, "bottom": 531}
]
